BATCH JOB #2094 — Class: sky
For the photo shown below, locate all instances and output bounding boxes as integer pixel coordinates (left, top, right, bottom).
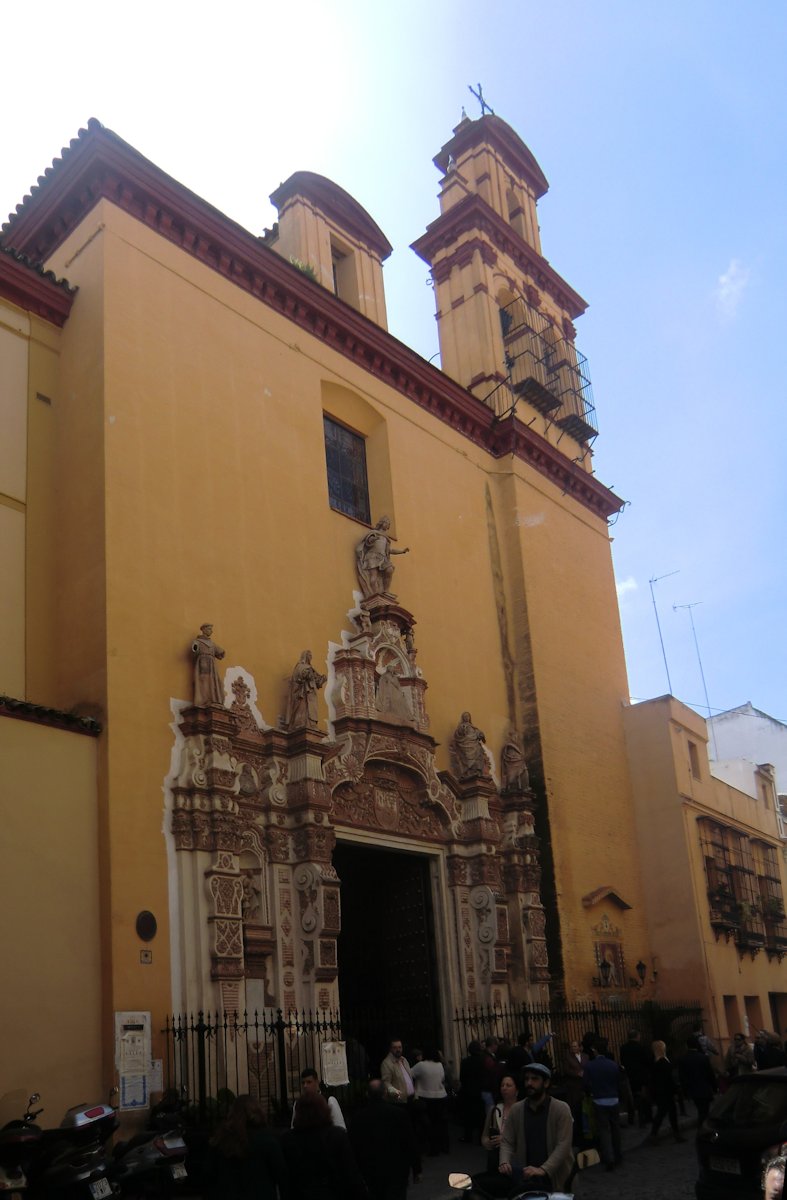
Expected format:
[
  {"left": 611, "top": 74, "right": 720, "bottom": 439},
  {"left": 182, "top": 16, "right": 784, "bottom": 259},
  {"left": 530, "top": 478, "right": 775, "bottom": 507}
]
[{"left": 3, "top": 0, "right": 786, "bottom": 729}]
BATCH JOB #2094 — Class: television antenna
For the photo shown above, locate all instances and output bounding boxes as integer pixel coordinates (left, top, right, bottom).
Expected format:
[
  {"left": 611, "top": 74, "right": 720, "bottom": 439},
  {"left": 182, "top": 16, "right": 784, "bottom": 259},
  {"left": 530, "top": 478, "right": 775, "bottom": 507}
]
[
  {"left": 648, "top": 570, "right": 678, "bottom": 694},
  {"left": 673, "top": 601, "right": 718, "bottom": 758}
]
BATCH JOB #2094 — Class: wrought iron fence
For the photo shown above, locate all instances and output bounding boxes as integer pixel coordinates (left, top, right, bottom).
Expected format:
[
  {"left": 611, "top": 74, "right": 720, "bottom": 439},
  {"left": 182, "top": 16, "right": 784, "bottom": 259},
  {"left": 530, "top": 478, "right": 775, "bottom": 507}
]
[
  {"left": 453, "top": 998, "right": 704, "bottom": 1066},
  {"left": 163, "top": 1008, "right": 367, "bottom": 1126},
  {"left": 163, "top": 997, "right": 703, "bottom": 1126}
]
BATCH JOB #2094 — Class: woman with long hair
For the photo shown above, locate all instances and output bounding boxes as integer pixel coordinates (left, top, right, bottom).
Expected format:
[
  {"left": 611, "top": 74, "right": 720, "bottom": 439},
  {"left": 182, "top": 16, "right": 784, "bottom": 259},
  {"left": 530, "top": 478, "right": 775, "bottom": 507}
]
[
  {"left": 204, "top": 1093, "right": 288, "bottom": 1200},
  {"left": 648, "top": 1041, "right": 685, "bottom": 1144},
  {"left": 481, "top": 1075, "right": 519, "bottom": 1173}
]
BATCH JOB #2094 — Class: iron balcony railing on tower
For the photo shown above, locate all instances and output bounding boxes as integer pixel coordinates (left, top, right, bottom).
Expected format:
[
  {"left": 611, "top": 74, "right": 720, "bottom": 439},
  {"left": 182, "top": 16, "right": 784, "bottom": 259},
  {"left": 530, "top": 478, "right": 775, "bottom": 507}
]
[{"left": 488, "top": 296, "right": 598, "bottom": 443}]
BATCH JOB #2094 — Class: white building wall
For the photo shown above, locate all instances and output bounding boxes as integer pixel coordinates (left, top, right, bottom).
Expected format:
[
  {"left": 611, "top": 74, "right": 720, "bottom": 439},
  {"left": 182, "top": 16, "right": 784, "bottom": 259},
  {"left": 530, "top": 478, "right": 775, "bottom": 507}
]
[{"left": 708, "top": 702, "right": 787, "bottom": 794}]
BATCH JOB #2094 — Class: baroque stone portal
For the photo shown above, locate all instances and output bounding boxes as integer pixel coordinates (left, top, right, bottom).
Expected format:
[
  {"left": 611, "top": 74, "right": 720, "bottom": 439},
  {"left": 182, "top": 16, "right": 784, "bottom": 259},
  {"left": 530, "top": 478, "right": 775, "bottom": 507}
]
[{"left": 169, "top": 593, "right": 548, "bottom": 1041}]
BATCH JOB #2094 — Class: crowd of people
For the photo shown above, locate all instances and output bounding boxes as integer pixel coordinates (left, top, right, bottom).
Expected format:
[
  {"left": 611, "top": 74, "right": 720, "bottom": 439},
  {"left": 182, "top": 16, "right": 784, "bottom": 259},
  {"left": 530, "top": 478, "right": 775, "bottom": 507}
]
[{"left": 198, "top": 1024, "right": 787, "bottom": 1199}]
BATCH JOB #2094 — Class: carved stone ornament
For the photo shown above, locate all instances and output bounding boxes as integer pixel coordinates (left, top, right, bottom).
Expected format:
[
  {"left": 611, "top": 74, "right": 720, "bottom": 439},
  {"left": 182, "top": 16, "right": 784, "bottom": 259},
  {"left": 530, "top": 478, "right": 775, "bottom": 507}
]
[
  {"left": 375, "top": 661, "right": 412, "bottom": 723},
  {"left": 170, "top": 587, "right": 551, "bottom": 1019},
  {"left": 241, "top": 872, "right": 262, "bottom": 921},
  {"left": 500, "top": 728, "right": 530, "bottom": 792},
  {"left": 469, "top": 885, "right": 497, "bottom": 945},
  {"left": 450, "top": 712, "right": 490, "bottom": 780},
  {"left": 355, "top": 516, "right": 410, "bottom": 598},
  {"left": 293, "top": 863, "right": 321, "bottom": 933},
  {"left": 284, "top": 650, "right": 327, "bottom": 730},
  {"left": 230, "top": 675, "right": 258, "bottom": 731},
  {"left": 191, "top": 624, "right": 226, "bottom": 707}
]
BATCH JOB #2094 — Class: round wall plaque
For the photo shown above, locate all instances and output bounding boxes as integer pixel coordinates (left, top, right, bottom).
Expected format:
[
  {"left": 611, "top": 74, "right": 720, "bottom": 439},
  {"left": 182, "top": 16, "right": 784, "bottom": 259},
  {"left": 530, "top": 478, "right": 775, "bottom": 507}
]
[{"left": 136, "top": 910, "right": 157, "bottom": 942}]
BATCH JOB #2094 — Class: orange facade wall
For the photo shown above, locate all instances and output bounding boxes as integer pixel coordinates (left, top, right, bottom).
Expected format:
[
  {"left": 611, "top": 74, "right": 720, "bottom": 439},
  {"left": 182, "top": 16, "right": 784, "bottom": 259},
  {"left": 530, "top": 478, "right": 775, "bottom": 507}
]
[
  {"left": 0, "top": 716, "right": 101, "bottom": 1123},
  {"left": 38, "top": 194, "right": 652, "bottom": 1043}
]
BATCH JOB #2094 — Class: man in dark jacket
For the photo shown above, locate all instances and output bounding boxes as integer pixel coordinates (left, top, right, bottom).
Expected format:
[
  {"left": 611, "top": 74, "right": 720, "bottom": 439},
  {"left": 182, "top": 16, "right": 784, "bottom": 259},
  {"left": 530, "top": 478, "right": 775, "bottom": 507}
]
[
  {"left": 679, "top": 1036, "right": 717, "bottom": 1126},
  {"left": 350, "top": 1080, "right": 417, "bottom": 1200},
  {"left": 583, "top": 1039, "right": 622, "bottom": 1171},
  {"left": 620, "top": 1029, "right": 653, "bottom": 1127}
]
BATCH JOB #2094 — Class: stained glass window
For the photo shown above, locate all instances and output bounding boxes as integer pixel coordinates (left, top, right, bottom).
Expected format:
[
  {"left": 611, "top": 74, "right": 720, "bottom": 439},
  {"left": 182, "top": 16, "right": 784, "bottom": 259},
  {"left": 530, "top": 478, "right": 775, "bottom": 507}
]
[{"left": 323, "top": 416, "right": 371, "bottom": 524}]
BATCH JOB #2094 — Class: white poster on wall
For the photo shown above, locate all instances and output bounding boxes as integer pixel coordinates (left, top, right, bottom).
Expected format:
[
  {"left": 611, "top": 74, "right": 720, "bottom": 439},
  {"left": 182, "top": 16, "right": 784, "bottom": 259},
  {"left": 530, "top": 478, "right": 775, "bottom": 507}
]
[
  {"left": 321, "top": 1040, "right": 349, "bottom": 1087},
  {"left": 114, "top": 1011, "right": 152, "bottom": 1110}
]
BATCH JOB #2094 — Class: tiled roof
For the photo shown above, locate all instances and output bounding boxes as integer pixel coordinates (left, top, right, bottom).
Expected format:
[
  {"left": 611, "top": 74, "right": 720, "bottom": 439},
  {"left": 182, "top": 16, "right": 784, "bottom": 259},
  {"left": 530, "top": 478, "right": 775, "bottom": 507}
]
[
  {"left": 0, "top": 243, "right": 74, "bottom": 294},
  {"left": 0, "top": 694, "right": 102, "bottom": 736},
  {"left": 2, "top": 117, "right": 104, "bottom": 237}
]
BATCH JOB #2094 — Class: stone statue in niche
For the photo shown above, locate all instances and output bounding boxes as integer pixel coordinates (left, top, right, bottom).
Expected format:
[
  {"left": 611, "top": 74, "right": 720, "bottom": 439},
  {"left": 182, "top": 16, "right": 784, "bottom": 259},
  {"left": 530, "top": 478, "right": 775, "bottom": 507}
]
[
  {"left": 191, "top": 623, "right": 226, "bottom": 707},
  {"left": 501, "top": 727, "right": 530, "bottom": 792},
  {"left": 402, "top": 624, "right": 416, "bottom": 658},
  {"left": 354, "top": 607, "right": 373, "bottom": 634},
  {"left": 376, "top": 663, "right": 411, "bottom": 721},
  {"left": 237, "top": 763, "right": 258, "bottom": 797},
  {"left": 285, "top": 650, "right": 327, "bottom": 730},
  {"left": 355, "top": 516, "right": 409, "bottom": 597},
  {"left": 241, "top": 873, "right": 261, "bottom": 922},
  {"left": 450, "top": 712, "right": 489, "bottom": 780}
]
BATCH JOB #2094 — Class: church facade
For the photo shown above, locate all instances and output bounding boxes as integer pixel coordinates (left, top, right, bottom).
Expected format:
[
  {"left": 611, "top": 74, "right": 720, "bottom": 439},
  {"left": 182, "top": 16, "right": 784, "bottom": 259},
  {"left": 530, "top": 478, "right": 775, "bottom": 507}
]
[{"left": 2, "top": 113, "right": 655, "bottom": 1092}]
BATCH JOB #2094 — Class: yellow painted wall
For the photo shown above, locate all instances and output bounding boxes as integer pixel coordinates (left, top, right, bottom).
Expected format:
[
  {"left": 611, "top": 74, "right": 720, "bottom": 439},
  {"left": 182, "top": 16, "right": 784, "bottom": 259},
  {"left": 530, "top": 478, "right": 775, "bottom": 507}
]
[
  {"left": 0, "top": 301, "right": 30, "bottom": 698},
  {"left": 624, "top": 696, "right": 787, "bottom": 1038},
  {"left": 505, "top": 471, "right": 652, "bottom": 991},
  {"left": 0, "top": 716, "right": 101, "bottom": 1123},
  {"left": 26, "top": 317, "right": 66, "bottom": 705},
  {"left": 39, "top": 195, "right": 652, "bottom": 1027},
  {"left": 0, "top": 295, "right": 64, "bottom": 703}
]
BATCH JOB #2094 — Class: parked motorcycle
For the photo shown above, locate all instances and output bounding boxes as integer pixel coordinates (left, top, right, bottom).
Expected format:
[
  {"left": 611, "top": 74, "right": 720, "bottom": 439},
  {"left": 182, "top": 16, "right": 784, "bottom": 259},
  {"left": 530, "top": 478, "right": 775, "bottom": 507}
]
[
  {"left": 0, "top": 1094, "right": 44, "bottom": 1196},
  {"left": 2, "top": 1094, "right": 119, "bottom": 1199},
  {"left": 111, "top": 1130, "right": 188, "bottom": 1198},
  {"left": 110, "top": 1090, "right": 189, "bottom": 1198}
]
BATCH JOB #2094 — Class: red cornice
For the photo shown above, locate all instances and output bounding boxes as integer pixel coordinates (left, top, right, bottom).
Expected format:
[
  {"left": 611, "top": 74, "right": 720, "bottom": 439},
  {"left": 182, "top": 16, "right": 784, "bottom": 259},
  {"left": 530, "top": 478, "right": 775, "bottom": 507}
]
[
  {"left": 2, "top": 121, "right": 620, "bottom": 520},
  {"left": 489, "top": 416, "right": 622, "bottom": 518},
  {"left": 0, "top": 248, "right": 74, "bottom": 326},
  {"left": 434, "top": 115, "right": 549, "bottom": 200},
  {"left": 269, "top": 171, "right": 392, "bottom": 261},
  {"left": 411, "top": 192, "right": 587, "bottom": 320}
]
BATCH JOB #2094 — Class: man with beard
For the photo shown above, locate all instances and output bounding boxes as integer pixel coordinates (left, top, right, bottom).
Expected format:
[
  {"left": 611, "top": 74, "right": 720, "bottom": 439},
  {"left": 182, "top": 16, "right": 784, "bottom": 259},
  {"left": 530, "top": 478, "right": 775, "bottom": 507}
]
[{"left": 498, "top": 1063, "right": 573, "bottom": 1193}]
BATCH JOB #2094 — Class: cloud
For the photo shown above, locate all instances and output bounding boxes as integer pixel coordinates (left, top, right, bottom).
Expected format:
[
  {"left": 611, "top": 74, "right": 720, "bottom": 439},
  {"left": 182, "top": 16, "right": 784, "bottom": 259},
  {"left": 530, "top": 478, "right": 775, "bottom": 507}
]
[
  {"left": 715, "top": 259, "right": 750, "bottom": 321},
  {"left": 616, "top": 576, "right": 638, "bottom": 602}
]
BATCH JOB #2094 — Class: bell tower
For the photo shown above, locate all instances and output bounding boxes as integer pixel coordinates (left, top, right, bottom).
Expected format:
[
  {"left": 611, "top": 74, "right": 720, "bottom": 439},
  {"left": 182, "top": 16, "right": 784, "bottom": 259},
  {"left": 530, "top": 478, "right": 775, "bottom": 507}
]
[{"left": 412, "top": 114, "right": 598, "bottom": 452}]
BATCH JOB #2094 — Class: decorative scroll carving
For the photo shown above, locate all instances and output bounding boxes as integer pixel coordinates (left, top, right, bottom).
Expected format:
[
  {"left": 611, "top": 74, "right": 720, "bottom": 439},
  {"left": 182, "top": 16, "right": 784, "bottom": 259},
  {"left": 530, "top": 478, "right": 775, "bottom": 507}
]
[
  {"left": 332, "top": 770, "right": 445, "bottom": 841},
  {"left": 470, "top": 885, "right": 497, "bottom": 944},
  {"left": 231, "top": 676, "right": 258, "bottom": 731},
  {"left": 294, "top": 863, "right": 321, "bottom": 933}
]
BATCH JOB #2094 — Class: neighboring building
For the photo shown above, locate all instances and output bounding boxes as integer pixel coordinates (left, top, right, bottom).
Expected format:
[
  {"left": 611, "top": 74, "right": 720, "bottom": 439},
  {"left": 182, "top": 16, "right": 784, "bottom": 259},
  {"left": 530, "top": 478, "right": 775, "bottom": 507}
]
[
  {"left": 0, "top": 250, "right": 102, "bottom": 1121},
  {"left": 709, "top": 702, "right": 787, "bottom": 812},
  {"left": 624, "top": 696, "right": 787, "bottom": 1046},
  {"left": 1, "top": 113, "right": 654, "bottom": 1101}
]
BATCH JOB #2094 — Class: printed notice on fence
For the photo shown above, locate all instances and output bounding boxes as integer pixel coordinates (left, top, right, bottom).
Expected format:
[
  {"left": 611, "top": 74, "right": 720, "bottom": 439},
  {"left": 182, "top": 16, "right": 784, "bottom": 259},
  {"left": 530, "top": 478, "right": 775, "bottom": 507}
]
[{"left": 321, "top": 1040, "right": 349, "bottom": 1087}]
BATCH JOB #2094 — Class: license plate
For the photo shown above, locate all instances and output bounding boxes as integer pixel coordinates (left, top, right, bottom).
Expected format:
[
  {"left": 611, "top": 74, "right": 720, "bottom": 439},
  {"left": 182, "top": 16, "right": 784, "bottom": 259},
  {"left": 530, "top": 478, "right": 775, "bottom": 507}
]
[
  {"left": 89, "top": 1180, "right": 113, "bottom": 1199},
  {"left": 171, "top": 1163, "right": 187, "bottom": 1180},
  {"left": 710, "top": 1155, "right": 741, "bottom": 1175}
]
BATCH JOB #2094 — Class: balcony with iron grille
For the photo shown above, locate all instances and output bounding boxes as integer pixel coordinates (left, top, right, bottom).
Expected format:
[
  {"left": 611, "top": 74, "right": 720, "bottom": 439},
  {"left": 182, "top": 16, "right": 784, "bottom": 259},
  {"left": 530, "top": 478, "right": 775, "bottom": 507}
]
[{"left": 484, "top": 297, "right": 598, "bottom": 444}]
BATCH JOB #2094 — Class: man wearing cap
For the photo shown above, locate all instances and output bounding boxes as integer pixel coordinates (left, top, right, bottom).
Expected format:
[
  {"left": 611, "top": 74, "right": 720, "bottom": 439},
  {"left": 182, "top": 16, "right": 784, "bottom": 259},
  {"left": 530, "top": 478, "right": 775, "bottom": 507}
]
[{"left": 498, "top": 1062, "right": 574, "bottom": 1192}]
